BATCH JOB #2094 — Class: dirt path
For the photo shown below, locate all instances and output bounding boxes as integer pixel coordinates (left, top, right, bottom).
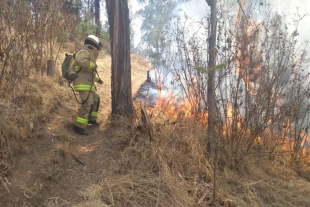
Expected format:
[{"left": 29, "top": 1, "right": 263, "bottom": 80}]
[{"left": 1, "top": 54, "right": 150, "bottom": 206}]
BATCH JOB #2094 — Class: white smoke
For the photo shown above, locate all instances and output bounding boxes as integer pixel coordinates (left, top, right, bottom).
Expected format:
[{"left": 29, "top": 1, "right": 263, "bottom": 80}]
[
  {"left": 173, "top": 0, "right": 209, "bottom": 18},
  {"left": 273, "top": 0, "right": 310, "bottom": 44}
]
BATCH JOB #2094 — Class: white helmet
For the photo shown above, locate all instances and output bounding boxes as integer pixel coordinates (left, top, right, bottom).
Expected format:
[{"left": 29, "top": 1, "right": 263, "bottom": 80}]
[{"left": 84, "top": 35, "right": 102, "bottom": 50}]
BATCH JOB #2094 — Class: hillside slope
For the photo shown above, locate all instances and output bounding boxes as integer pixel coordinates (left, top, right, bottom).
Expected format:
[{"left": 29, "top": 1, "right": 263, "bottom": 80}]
[
  {"left": 0, "top": 53, "right": 151, "bottom": 206},
  {"left": 1, "top": 52, "right": 310, "bottom": 207}
]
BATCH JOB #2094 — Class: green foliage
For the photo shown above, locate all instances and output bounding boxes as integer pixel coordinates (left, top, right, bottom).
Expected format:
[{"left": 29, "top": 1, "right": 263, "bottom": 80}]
[
  {"left": 194, "top": 63, "right": 225, "bottom": 73},
  {"left": 76, "top": 15, "right": 97, "bottom": 36},
  {"left": 136, "top": 0, "right": 190, "bottom": 61},
  {"left": 76, "top": 14, "right": 110, "bottom": 39}
]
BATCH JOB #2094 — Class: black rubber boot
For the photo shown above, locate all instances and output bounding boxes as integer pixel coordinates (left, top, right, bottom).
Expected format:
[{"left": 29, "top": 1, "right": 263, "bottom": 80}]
[
  {"left": 88, "top": 120, "right": 100, "bottom": 127},
  {"left": 73, "top": 125, "right": 89, "bottom": 136}
]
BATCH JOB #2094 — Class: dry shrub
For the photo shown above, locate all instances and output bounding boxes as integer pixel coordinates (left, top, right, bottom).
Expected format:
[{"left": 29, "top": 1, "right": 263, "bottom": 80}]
[
  {"left": 214, "top": 153, "right": 310, "bottom": 207},
  {"left": 75, "top": 110, "right": 223, "bottom": 207},
  {"left": 73, "top": 104, "right": 310, "bottom": 207}
]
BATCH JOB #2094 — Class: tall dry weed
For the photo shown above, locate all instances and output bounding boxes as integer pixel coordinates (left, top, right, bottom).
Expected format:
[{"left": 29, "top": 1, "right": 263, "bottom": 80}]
[
  {"left": 75, "top": 111, "right": 227, "bottom": 207},
  {"left": 74, "top": 104, "right": 310, "bottom": 207}
]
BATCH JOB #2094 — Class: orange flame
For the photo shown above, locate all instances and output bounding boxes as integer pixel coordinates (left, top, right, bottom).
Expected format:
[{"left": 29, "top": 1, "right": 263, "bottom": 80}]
[
  {"left": 150, "top": 85, "right": 208, "bottom": 123},
  {"left": 227, "top": 102, "right": 233, "bottom": 118}
]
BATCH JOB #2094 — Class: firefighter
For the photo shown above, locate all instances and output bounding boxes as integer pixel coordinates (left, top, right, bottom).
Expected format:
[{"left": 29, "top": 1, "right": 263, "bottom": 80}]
[{"left": 72, "top": 35, "right": 103, "bottom": 136}]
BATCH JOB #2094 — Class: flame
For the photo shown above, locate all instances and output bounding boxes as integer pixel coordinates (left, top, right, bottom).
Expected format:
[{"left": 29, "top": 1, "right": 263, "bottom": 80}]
[
  {"left": 150, "top": 84, "right": 208, "bottom": 124},
  {"left": 150, "top": 85, "right": 310, "bottom": 166},
  {"left": 145, "top": 0, "right": 310, "bottom": 166},
  {"left": 227, "top": 102, "right": 233, "bottom": 118}
]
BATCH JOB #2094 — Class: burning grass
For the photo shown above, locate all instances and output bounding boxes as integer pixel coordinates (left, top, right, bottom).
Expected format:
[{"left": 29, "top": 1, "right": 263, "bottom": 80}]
[{"left": 74, "top": 103, "right": 310, "bottom": 207}]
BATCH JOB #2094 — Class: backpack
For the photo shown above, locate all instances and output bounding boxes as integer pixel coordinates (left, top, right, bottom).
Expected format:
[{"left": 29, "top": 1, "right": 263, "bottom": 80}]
[
  {"left": 61, "top": 52, "right": 78, "bottom": 82},
  {"left": 62, "top": 49, "right": 93, "bottom": 105}
]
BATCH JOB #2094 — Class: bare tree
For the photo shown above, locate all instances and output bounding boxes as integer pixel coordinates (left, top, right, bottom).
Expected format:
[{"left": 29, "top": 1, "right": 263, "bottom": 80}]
[
  {"left": 0, "top": 0, "right": 79, "bottom": 86},
  {"left": 105, "top": 0, "right": 133, "bottom": 116},
  {"left": 94, "top": 0, "right": 101, "bottom": 37},
  {"left": 206, "top": 0, "right": 217, "bottom": 157},
  {"left": 160, "top": 0, "right": 310, "bottom": 167}
]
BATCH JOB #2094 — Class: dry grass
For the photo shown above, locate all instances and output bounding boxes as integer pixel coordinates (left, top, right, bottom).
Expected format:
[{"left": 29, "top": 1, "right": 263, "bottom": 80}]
[
  {"left": 72, "top": 104, "right": 310, "bottom": 207},
  {"left": 74, "top": 110, "right": 214, "bottom": 207},
  {"left": 0, "top": 67, "right": 70, "bottom": 178},
  {"left": 1, "top": 53, "right": 310, "bottom": 207}
]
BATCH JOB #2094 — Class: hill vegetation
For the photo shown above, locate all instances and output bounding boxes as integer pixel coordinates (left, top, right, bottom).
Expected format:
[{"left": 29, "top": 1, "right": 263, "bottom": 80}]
[
  {"left": 1, "top": 0, "right": 310, "bottom": 207},
  {"left": 0, "top": 46, "right": 310, "bottom": 207}
]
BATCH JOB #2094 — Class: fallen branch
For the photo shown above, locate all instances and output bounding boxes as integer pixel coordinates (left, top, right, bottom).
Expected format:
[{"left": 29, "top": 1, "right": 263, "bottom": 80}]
[
  {"left": 140, "top": 105, "right": 153, "bottom": 141},
  {"left": 71, "top": 153, "right": 85, "bottom": 166}
]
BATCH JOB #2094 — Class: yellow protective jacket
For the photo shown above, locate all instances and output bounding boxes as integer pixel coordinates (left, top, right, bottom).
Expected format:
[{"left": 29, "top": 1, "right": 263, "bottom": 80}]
[{"left": 73, "top": 44, "right": 100, "bottom": 92}]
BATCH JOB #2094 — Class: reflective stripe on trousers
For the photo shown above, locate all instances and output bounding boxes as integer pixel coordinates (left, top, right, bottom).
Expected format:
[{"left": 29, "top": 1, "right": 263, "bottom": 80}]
[{"left": 76, "top": 116, "right": 88, "bottom": 125}]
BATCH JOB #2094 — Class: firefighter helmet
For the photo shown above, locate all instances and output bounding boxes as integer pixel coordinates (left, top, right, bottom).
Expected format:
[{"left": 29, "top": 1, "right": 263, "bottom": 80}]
[{"left": 84, "top": 35, "right": 102, "bottom": 50}]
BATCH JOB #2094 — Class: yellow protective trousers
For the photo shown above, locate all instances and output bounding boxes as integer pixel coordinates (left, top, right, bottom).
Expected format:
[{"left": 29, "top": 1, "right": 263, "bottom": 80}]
[{"left": 75, "top": 91, "right": 100, "bottom": 129}]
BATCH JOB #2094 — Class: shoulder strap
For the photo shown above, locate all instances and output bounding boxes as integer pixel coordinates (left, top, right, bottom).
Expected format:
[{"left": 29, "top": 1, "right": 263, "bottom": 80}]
[
  {"left": 72, "top": 49, "right": 82, "bottom": 74},
  {"left": 73, "top": 49, "right": 81, "bottom": 58},
  {"left": 73, "top": 48, "right": 92, "bottom": 74}
]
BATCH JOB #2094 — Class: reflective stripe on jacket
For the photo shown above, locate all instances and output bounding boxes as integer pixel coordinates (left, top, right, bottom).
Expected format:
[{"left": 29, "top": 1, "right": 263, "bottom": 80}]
[
  {"left": 73, "top": 84, "right": 96, "bottom": 92},
  {"left": 72, "top": 44, "right": 100, "bottom": 92}
]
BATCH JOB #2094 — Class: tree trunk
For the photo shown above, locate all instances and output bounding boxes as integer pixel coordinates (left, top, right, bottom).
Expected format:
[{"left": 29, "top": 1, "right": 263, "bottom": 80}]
[
  {"left": 94, "top": 0, "right": 101, "bottom": 37},
  {"left": 46, "top": 60, "right": 55, "bottom": 76},
  {"left": 106, "top": 0, "right": 133, "bottom": 116},
  {"left": 206, "top": 0, "right": 217, "bottom": 156}
]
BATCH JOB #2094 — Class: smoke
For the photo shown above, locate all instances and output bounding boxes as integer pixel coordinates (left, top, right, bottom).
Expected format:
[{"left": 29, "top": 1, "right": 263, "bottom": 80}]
[
  {"left": 187, "top": 0, "right": 309, "bottom": 47},
  {"left": 272, "top": 0, "right": 310, "bottom": 44},
  {"left": 129, "top": 0, "right": 210, "bottom": 48},
  {"left": 173, "top": 0, "right": 209, "bottom": 19},
  {"left": 129, "top": 0, "right": 310, "bottom": 52}
]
